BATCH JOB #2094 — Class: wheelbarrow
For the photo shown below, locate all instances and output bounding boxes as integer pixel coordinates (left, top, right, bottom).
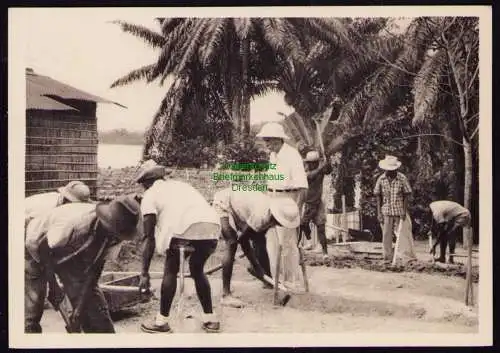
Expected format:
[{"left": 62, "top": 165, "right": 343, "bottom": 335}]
[{"left": 99, "top": 272, "right": 154, "bottom": 313}]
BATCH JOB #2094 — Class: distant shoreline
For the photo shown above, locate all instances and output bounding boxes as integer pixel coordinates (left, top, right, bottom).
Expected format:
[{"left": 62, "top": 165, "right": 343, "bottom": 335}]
[
  {"left": 99, "top": 129, "right": 144, "bottom": 145},
  {"left": 99, "top": 141, "right": 143, "bottom": 146}
]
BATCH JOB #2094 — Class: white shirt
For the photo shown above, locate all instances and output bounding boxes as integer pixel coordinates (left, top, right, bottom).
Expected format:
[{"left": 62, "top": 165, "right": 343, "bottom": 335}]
[
  {"left": 268, "top": 142, "right": 308, "bottom": 191},
  {"left": 430, "top": 201, "right": 471, "bottom": 225},
  {"left": 213, "top": 187, "right": 273, "bottom": 233},
  {"left": 25, "top": 203, "right": 97, "bottom": 260},
  {"left": 25, "top": 192, "right": 62, "bottom": 222},
  {"left": 141, "top": 179, "right": 220, "bottom": 254}
]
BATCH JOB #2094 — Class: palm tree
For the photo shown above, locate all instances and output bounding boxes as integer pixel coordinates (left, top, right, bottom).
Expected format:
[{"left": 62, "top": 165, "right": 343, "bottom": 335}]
[
  {"left": 323, "top": 17, "right": 479, "bottom": 245},
  {"left": 110, "top": 17, "right": 357, "bottom": 159}
]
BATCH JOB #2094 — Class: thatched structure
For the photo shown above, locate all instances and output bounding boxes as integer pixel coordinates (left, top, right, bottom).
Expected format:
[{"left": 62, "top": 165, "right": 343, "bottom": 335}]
[{"left": 26, "top": 68, "right": 125, "bottom": 198}]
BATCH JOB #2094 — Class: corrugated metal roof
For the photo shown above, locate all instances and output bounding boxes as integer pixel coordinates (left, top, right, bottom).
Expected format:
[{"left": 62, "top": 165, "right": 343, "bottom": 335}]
[
  {"left": 26, "top": 79, "right": 78, "bottom": 110},
  {"left": 26, "top": 68, "right": 127, "bottom": 110}
]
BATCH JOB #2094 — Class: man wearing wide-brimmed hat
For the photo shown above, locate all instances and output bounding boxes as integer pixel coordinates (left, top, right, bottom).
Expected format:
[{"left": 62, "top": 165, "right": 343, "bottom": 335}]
[
  {"left": 25, "top": 195, "right": 141, "bottom": 333},
  {"left": 301, "top": 150, "right": 332, "bottom": 259},
  {"left": 136, "top": 160, "right": 221, "bottom": 334},
  {"left": 374, "top": 155, "right": 412, "bottom": 261},
  {"left": 24, "top": 181, "right": 92, "bottom": 333},
  {"left": 256, "top": 122, "right": 308, "bottom": 284},
  {"left": 212, "top": 187, "right": 300, "bottom": 308}
]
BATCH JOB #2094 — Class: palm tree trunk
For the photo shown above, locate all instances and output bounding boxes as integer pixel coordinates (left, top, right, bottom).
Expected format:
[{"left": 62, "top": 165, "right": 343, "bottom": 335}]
[{"left": 240, "top": 37, "right": 251, "bottom": 137}]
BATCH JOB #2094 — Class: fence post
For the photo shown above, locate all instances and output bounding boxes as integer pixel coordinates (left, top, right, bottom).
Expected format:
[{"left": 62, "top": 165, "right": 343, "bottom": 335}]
[
  {"left": 341, "top": 195, "right": 346, "bottom": 242},
  {"left": 464, "top": 226, "right": 474, "bottom": 306}
]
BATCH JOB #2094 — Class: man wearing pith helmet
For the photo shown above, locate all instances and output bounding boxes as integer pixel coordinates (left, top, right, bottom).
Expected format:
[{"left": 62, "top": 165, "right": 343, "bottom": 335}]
[
  {"left": 301, "top": 150, "right": 332, "bottom": 259},
  {"left": 24, "top": 180, "right": 92, "bottom": 333},
  {"left": 136, "top": 160, "right": 221, "bottom": 333},
  {"left": 256, "top": 122, "right": 308, "bottom": 283},
  {"left": 25, "top": 195, "right": 141, "bottom": 333},
  {"left": 374, "top": 155, "right": 412, "bottom": 262},
  {"left": 213, "top": 187, "right": 300, "bottom": 308}
]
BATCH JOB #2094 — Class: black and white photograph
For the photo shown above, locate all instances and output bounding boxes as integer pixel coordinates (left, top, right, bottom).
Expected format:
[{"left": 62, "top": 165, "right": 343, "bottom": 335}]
[{"left": 8, "top": 6, "right": 492, "bottom": 348}]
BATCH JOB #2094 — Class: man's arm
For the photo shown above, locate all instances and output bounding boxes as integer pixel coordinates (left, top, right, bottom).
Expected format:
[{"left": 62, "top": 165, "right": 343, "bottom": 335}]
[
  {"left": 374, "top": 177, "right": 383, "bottom": 224},
  {"left": 306, "top": 162, "right": 326, "bottom": 181},
  {"left": 141, "top": 214, "right": 156, "bottom": 277},
  {"left": 323, "top": 160, "right": 333, "bottom": 175}
]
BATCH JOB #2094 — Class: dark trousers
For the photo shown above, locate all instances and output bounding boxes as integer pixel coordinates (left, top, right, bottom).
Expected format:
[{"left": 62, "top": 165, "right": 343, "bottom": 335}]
[
  {"left": 432, "top": 219, "right": 458, "bottom": 262},
  {"left": 160, "top": 238, "right": 218, "bottom": 316},
  {"left": 25, "top": 250, "right": 47, "bottom": 333},
  {"left": 250, "top": 231, "right": 272, "bottom": 277},
  {"left": 56, "top": 261, "right": 115, "bottom": 333}
]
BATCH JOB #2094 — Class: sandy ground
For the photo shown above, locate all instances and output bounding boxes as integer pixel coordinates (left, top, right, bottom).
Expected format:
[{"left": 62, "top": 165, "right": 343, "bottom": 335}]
[{"left": 39, "top": 240, "right": 479, "bottom": 334}]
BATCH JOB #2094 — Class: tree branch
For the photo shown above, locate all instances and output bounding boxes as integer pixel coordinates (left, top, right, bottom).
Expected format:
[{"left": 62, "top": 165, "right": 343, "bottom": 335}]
[
  {"left": 374, "top": 52, "right": 418, "bottom": 76},
  {"left": 392, "top": 133, "right": 464, "bottom": 147},
  {"left": 467, "top": 63, "right": 479, "bottom": 92},
  {"left": 470, "top": 125, "right": 479, "bottom": 140}
]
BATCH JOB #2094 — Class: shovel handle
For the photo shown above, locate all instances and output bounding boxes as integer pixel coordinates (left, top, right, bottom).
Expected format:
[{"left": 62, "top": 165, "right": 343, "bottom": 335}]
[{"left": 273, "top": 245, "right": 283, "bottom": 305}]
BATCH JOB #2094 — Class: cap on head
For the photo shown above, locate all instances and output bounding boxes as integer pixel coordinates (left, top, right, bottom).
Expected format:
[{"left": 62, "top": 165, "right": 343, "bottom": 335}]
[
  {"left": 305, "top": 151, "right": 320, "bottom": 162},
  {"left": 58, "top": 181, "right": 91, "bottom": 202},
  {"left": 136, "top": 159, "right": 168, "bottom": 184},
  {"left": 96, "top": 195, "right": 141, "bottom": 240},
  {"left": 256, "top": 122, "right": 289, "bottom": 140},
  {"left": 378, "top": 155, "right": 402, "bottom": 171},
  {"left": 269, "top": 197, "right": 300, "bottom": 229}
]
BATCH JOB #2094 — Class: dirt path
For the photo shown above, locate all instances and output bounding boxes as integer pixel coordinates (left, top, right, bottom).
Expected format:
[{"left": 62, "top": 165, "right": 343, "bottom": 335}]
[{"left": 40, "top": 263, "right": 478, "bottom": 334}]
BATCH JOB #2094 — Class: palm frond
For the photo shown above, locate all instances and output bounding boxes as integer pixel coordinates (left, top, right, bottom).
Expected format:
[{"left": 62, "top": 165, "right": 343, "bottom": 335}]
[
  {"left": 160, "top": 18, "right": 185, "bottom": 35},
  {"left": 413, "top": 49, "right": 448, "bottom": 126},
  {"left": 249, "top": 80, "right": 280, "bottom": 98},
  {"left": 261, "top": 18, "right": 305, "bottom": 63},
  {"left": 151, "top": 19, "right": 196, "bottom": 83},
  {"left": 111, "top": 20, "right": 165, "bottom": 48},
  {"left": 362, "top": 18, "right": 437, "bottom": 126},
  {"left": 174, "top": 19, "right": 211, "bottom": 76},
  {"left": 110, "top": 64, "right": 157, "bottom": 88},
  {"left": 234, "top": 17, "right": 253, "bottom": 41},
  {"left": 200, "top": 18, "right": 229, "bottom": 67},
  {"left": 305, "top": 18, "right": 356, "bottom": 54}
]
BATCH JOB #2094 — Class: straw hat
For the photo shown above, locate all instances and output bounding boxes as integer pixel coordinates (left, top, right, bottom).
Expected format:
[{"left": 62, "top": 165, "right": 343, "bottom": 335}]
[
  {"left": 57, "top": 181, "right": 90, "bottom": 202},
  {"left": 378, "top": 155, "right": 402, "bottom": 171},
  {"left": 256, "top": 122, "right": 289, "bottom": 140},
  {"left": 96, "top": 195, "right": 140, "bottom": 240},
  {"left": 269, "top": 197, "right": 300, "bottom": 229},
  {"left": 136, "top": 159, "right": 167, "bottom": 184},
  {"left": 305, "top": 151, "right": 320, "bottom": 162}
]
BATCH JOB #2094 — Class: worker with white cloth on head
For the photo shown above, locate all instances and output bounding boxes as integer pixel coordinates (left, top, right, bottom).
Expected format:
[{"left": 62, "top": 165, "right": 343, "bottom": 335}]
[
  {"left": 24, "top": 181, "right": 91, "bottom": 333},
  {"left": 256, "top": 122, "right": 308, "bottom": 284},
  {"left": 213, "top": 187, "right": 300, "bottom": 308}
]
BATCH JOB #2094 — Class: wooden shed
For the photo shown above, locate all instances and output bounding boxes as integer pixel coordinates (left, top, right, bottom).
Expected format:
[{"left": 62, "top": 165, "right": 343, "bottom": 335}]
[{"left": 25, "top": 68, "right": 125, "bottom": 199}]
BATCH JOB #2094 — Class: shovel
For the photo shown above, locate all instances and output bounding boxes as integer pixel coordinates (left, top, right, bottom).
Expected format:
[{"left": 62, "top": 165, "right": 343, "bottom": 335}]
[{"left": 246, "top": 267, "right": 291, "bottom": 307}]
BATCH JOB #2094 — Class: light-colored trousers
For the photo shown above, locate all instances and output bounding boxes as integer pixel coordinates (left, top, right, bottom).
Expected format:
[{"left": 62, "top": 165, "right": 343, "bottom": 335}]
[
  {"left": 382, "top": 215, "right": 401, "bottom": 260},
  {"left": 266, "top": 190, "right": 305, "bottom": 284}
]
